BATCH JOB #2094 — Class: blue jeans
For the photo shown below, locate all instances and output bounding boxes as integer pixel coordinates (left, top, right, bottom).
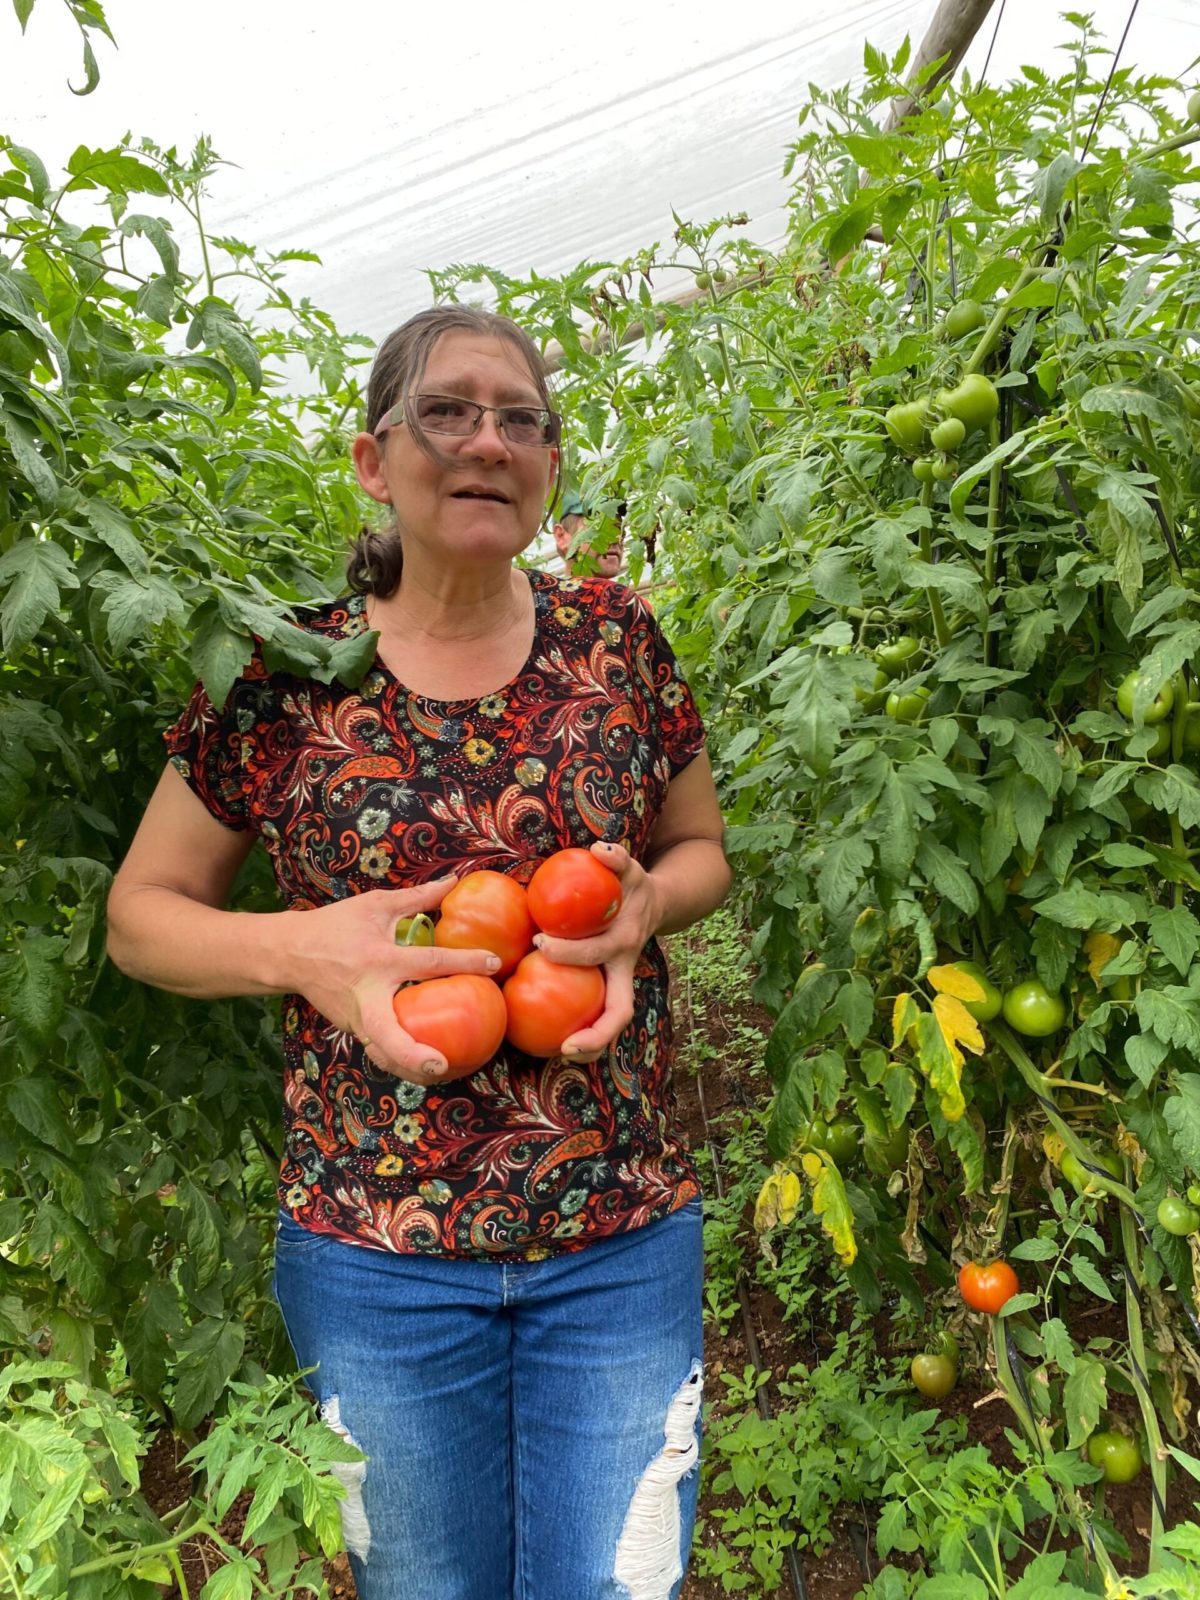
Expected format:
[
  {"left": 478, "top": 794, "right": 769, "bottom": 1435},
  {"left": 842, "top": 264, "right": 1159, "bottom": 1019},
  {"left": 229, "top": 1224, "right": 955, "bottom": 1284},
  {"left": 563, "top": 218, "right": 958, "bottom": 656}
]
[{"left": 272, "top": 1201, "right": 704, "bottom": 1600}]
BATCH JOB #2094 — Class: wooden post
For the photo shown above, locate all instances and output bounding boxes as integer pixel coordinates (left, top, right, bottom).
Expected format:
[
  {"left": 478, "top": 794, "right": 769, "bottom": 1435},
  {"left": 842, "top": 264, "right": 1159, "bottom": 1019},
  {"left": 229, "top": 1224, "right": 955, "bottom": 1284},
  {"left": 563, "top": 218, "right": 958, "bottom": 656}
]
[
  {"left": 884, "top": 0, "right": 997, "bottom": 130},
  {"left": 544, "top": 0, "right": 999, "bottom": 370}
]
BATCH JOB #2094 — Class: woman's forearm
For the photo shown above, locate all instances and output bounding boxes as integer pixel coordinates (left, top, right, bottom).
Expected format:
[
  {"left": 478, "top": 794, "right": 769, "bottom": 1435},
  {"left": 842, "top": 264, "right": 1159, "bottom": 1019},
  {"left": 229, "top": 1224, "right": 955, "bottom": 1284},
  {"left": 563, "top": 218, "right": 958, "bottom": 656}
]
[
  {"left": 647, "top": 837, "right": 732, "bottom": 938},
  {"left": 106, "top": 885, "right": 296, "bottom": 999}
]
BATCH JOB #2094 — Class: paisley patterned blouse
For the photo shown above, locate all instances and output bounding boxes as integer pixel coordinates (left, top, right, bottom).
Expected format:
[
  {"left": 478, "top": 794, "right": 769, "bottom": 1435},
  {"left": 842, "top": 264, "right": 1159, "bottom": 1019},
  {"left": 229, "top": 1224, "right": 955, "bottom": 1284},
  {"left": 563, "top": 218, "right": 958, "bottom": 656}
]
[{"left": 165, "top": 570, "right": 706, "bottom": 1260}]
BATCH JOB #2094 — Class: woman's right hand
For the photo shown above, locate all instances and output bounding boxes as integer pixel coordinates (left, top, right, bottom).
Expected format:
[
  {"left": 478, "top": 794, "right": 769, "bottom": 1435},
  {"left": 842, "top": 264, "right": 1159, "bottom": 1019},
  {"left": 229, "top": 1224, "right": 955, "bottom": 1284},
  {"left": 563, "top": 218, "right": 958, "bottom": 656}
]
[{"left": 279, "top": 876, "right": 501, "bottom": 1086}]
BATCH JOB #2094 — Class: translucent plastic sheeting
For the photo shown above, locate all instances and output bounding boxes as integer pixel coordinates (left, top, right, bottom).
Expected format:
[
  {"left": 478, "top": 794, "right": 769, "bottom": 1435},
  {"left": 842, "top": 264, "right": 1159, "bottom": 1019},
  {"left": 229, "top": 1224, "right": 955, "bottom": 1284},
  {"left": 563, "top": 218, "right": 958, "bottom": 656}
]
[{"left": 4, "top": 0, "right": 1197, "bottom": 349}]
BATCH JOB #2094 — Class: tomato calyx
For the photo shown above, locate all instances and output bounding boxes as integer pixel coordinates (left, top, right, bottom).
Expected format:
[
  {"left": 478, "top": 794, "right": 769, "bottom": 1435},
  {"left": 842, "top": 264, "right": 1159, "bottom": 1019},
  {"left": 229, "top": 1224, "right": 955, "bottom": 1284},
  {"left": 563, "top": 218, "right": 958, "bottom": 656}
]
[{"left": 395, "top": 913, "right": 435, "bottom": 947}]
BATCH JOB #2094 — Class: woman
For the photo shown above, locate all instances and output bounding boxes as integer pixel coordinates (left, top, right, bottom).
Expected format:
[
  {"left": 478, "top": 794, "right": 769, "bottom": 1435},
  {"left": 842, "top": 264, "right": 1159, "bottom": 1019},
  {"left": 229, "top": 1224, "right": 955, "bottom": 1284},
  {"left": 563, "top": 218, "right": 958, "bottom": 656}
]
[{"left": 106, "top": 305, "right": 731, "bottom": 1600}]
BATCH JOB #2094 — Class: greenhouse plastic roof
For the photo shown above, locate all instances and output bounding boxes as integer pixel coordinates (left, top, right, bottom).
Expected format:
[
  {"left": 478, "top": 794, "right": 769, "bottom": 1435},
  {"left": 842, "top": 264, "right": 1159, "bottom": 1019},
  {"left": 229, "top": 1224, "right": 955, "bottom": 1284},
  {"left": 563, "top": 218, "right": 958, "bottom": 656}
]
[{"left": 5, "top": 0, "right": 1200, "bottom": 351}]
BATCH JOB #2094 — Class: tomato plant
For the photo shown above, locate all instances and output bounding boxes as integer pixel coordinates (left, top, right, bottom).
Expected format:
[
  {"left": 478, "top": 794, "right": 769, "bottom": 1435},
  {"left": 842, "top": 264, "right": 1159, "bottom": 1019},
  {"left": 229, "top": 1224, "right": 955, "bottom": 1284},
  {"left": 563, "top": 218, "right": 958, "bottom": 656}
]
[
  {"left": 526, "top": 848, "right": 623, "bottom": 940},
  {"left": 392, "top": 974, "right": 508, "bottom": 1078},
  {"left": 958, "top": 1261, "right": 1019, "bottom": 1315},
  {"left": 433, "top": 869, "right": 535, "bottom": 977},
  {"left": 502, "top": 951, "right": 606, "bottom": 1056}
]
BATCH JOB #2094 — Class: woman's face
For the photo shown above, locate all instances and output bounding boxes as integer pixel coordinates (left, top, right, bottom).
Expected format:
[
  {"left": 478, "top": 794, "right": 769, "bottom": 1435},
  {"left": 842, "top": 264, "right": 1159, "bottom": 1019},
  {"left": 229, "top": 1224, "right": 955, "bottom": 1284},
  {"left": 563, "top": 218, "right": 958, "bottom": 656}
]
[{"left": 353, "top": 331, "right": 558, "bottom": 572}]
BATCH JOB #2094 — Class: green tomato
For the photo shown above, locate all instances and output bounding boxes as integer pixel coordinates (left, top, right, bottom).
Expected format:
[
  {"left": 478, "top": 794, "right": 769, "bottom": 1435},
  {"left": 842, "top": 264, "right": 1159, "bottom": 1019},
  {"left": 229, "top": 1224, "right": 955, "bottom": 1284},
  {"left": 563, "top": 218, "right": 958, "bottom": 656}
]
[
  {"left": 936, "top": 373, "right": 1000, "bottom": 435},
  {"left": 910, "top": 1353, "right": 957, "bottom": 1399},
  {"left": 1145, "top": 722, "right": 1172, "bottom": 758},
  {"left": 1061, "top": 1148, "right": 1121, "bottom": 1196},
  {"left": 884, "top": 400, "right": 929, "bottom": 455},
  {"left": 695, "top": 270, "right": 712, "bottom": 289},
  {"left": 855, "top": 667, "right": 890, "bottom": 712},
  {"left": 930, "top": 416, "right": 966, "bottom": 452},
  {"left": 912, "top": 456, "right": 935, "bottom": 484},
  {"left": 713, "top": 267, "right": 729, "bottom": 285},
  {"left": 1183, "top": 712, "right": 1200, "bottom": 752},
  {"left": 1189, "top": 88, "right": 1200, "bottom": 126},
  {"left": 875, "top": 636, "right": 922, "bottom": 678},
  {"left": 1157, "top": 1195, "right": 1200, "bottom": 1235},
  {"left": 864, "top": 1125, "right": 909, "bottom": 1175},
  {"left": 1086, "top": 1430, "right": 1142, "bottom": 1484},
  {"left": 823, "top": 1116, "right": 860, "bottom": 1165},
  {"left": 1116, "top": 670, "right": 1174, "bottom": 725},
  {"left": 942, "top": 299, "right": 986, "bottom": 339},
  {"left": 395, "top": 914, "right": 435, "bottom": 947},
  {"left": 886, "top": 687, "right": 931, "bottom": 724},
  {"left": 1001, "top": 979, "right": 1067, "bottom": 1038},
  {"left": 953, "top": 961, "right": 1002, "bottom": 1023},
  {"left": 930, "top": 455, "right": 958, "bottom": 482}
]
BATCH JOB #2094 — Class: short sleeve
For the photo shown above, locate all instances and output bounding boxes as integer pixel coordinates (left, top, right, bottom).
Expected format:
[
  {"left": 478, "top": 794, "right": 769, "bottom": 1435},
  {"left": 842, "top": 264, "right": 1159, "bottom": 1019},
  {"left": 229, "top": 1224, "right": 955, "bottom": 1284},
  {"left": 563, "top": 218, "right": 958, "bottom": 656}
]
[
  {"left": 164, "top": 677, "right": 256, "bottom": 831},
  {"left": 626, "top": 591, "right": 706, "bottom": 779}
]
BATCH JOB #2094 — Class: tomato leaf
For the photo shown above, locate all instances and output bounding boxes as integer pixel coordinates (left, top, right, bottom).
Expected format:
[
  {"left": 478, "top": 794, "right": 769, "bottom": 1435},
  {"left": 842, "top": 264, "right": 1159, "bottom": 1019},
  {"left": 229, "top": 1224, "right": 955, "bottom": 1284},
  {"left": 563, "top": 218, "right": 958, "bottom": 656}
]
[
  {"left": 800, "top": 1151, "right": 857, "bottom": 1266},
  {"left": 1063, "top": 1354, "right": 1107, "bottom": 1450}
]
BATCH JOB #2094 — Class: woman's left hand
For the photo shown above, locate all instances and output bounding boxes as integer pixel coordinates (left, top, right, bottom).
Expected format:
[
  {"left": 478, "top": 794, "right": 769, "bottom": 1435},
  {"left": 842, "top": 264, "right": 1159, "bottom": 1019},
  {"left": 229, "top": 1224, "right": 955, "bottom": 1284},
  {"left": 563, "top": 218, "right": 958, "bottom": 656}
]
[{"left": 530, "top": 841, "right": 664, "bottom": 1061}]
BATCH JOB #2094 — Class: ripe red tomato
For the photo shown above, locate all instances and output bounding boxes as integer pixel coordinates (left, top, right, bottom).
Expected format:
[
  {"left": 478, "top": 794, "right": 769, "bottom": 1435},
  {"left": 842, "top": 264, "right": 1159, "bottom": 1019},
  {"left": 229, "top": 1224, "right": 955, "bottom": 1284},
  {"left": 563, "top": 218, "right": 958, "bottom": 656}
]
[
  {"left": 526, "top": 848, "right": 622, "bottom": 940},
  {"left": 957, "top": 1259, "right": 1019, "bottom": 1315},
  {"left": 503, "top": 950, "right": 606, "bottom": 1057},
  {"left": 391, "top": 974, "right": 507, "bottom": 1080},
  {"left": 433, "top": 870, "right": 534, "bottom": 978}
]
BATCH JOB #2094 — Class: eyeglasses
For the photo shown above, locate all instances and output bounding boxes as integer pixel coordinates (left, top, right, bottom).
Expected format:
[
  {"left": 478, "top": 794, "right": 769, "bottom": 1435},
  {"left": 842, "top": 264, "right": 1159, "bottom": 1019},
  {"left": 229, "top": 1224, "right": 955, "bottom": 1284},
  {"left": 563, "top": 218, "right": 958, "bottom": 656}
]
[{"left": 374, "top": 394, "right": 562, "bottom": 448}]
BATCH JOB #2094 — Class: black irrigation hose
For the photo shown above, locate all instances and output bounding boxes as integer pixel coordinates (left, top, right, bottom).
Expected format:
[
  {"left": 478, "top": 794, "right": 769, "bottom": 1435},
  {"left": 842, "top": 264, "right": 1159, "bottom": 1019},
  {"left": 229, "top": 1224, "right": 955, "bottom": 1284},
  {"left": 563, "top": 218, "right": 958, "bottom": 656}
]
[{"left": 692, "top": 1057, "right": 811, "bottom": 1600}]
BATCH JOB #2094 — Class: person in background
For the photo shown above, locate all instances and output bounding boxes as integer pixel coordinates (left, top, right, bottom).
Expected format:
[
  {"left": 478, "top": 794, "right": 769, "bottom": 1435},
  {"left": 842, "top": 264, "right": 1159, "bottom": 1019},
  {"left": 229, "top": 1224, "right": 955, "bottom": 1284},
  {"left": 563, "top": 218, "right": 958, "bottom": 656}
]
[
  {"left": 105, "top": 304, "right": 730, "bottom": 1600},
  {"left": 553, "top": 489, "right": 625, "bottom": 578}
]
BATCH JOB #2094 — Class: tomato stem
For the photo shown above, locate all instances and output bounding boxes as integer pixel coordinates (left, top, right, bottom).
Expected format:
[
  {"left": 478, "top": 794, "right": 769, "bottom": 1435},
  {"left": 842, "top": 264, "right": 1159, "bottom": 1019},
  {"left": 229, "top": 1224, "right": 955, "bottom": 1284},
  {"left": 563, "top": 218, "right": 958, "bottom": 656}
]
[{"left": 1118, "top": 1199, "right": 1169, "bottom": 1563}]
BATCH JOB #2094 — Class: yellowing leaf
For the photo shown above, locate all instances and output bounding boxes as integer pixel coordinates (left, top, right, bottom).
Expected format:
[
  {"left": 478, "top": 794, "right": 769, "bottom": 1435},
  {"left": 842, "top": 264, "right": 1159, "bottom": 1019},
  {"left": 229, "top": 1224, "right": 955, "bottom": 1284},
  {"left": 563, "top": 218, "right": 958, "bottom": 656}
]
[
  {"left": 754, "top": 1172, "right": 783, "bottom": 1233},
  {"left": 892, "top": 992, "right": 921, "bottom": 1049},
  {"left": 800, "top": 1150, "right": 857, "bottom": 1266},
  {"left": 928, "top": 963, "right": 986, "bottom": 1004},
  {"left": 916, "top": 1009, "right": 966, "bottom": 1122},
  {"left": 753, "top": 1165, "right": 802, "bottom": 1233},
  {"left": 932, "top": 992, "right": 985, "bottom": 1060},
  {"left": 1085, "top": 931, "right": 1121, "bottom": 987},
  {"left": 1042, "top": 1130, "right": 1066, "bottom": 1167}
]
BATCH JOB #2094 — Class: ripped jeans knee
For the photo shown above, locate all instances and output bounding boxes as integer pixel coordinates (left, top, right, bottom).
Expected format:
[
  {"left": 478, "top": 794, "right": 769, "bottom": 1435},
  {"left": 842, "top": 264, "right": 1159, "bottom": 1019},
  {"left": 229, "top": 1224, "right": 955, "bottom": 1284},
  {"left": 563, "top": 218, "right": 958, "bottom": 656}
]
[{"left": 614, "top": 1361, "right": 704, "bottom": 1600}]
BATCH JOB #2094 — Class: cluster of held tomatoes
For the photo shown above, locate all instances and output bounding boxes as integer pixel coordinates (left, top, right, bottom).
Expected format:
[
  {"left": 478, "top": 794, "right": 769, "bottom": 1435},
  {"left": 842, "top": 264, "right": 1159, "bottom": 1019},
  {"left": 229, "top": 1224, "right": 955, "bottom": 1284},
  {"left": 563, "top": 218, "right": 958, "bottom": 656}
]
[{"left": 389, "top": 849, "right": 622, "bottom": 1078}]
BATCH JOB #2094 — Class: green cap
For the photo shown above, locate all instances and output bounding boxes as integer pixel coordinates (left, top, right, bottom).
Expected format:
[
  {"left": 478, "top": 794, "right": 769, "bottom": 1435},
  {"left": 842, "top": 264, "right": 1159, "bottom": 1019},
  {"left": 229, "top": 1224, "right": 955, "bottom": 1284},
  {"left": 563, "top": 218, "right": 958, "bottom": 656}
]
[{"left": 558, "top": 492, "right": 586, "bottom": 519}]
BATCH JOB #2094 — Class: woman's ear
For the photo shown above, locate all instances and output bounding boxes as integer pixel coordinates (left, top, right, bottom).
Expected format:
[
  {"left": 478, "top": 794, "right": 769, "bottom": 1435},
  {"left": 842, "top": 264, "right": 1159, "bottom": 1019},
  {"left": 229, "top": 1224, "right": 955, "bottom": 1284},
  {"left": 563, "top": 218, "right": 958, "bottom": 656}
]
[
  {"left": 353, "top": 431, "right": 392, "bottom": 505},
  {"left": 546, "top": 445, "right": 560, "bottom": 501}
]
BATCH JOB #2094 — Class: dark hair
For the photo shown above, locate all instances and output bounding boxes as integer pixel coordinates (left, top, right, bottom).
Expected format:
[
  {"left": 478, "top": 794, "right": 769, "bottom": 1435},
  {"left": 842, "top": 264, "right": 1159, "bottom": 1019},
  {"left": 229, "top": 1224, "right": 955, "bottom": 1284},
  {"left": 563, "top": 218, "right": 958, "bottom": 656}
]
[{"left": 347, "top": 306, "right": 561, "bottom": 598}]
